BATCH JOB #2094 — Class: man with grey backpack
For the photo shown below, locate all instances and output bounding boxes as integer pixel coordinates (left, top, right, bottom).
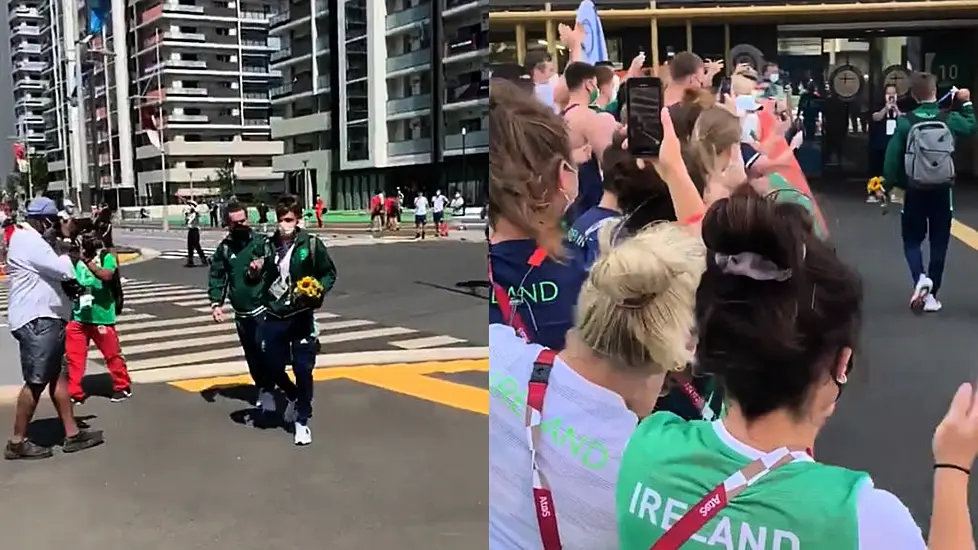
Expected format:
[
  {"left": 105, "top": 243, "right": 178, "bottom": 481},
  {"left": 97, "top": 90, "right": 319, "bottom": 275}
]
[{"left": 882, "top": 72, "right": 975, "bottom": 313}]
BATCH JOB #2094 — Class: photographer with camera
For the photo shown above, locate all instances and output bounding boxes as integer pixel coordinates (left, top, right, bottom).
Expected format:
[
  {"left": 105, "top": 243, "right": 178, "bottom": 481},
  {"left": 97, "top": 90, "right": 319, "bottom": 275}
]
[
  {"left": 3, "top": 197, "right": 103, "bottom": 461},
  {"left": 64, "top": 230, "right": 131, "bottom": 405}
]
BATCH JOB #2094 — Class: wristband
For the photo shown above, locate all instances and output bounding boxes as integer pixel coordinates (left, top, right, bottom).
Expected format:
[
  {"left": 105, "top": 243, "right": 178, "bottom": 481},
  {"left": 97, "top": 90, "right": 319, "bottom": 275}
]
[{"left": 934, "top": 463, "right": 971, "bottom": 475}]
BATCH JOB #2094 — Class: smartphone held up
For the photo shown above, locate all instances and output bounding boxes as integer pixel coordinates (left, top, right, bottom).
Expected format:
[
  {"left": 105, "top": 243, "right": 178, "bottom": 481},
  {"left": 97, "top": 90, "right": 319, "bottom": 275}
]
[{"left": 625, "top": 76, "right": 664, "bottom": 158}]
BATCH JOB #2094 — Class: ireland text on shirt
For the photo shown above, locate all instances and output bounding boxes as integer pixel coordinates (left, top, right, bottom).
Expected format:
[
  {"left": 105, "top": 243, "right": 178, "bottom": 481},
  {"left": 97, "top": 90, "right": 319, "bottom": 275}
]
[
  {"left": 489, "top": 281, "right": 560, "bottom": 306},
  {"left": 490, "top": 373, "right": 609, "bottom": 470},
  {"left": 627, "top": 482, "right": 801, "bottom": 550}
]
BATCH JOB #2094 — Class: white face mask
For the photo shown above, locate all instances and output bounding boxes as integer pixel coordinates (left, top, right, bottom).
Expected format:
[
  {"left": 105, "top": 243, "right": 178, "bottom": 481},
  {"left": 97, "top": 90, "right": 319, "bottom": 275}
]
[
  {"left": 769, "top": 72, "right": 780, "bottom": 83},
  {"left": 534, "top": 74, "right": 559, "bottom": 109},
  {"left": 279, "top": 221, "right": 297, "bottom": 236}
]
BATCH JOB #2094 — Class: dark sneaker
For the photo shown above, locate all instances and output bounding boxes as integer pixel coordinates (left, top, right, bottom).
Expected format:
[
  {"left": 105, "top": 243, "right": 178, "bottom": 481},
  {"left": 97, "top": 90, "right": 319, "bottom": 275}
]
[
  {"left": 62, "top": 429, "right": 104, "bottom": 453},
  {"left": 4, "top": 440, "right": 53, "bottom": 460},
  {"left": 110, "top": 389, "right": 132, "bottom": 402}
]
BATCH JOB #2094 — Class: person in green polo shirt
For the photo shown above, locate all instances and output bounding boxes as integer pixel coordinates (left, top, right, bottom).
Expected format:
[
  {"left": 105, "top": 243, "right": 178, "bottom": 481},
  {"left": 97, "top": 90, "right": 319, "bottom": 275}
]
[
  {"left": 208, "top": 202, "right": 274, "bottom": 414},
  {"left": 615, "top": 187, "right": 978, "bottom": 549},
  {"left": 64, "top": 231, "right": 132, "bottom": 404}
]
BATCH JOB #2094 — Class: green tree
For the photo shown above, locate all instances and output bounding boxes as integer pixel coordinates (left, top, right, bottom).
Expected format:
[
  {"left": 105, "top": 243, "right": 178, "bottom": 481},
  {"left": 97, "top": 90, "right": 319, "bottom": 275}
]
[
  {"left": 215, "top": 166, "right": 234, "bottom": 198},
  {"left": 28, "top": 155, "right": 49, "bottom": 196}
]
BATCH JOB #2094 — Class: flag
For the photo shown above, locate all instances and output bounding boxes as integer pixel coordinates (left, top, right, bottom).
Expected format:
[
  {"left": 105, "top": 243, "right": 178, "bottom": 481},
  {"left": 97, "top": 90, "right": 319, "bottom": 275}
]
[
  {"left": 756, "top": 98, "right": 828, "bottom": 238},
  {"left": 87, "top": 0, "right": 107, "bottom": 34},
  {"left": 575, "top": 0, "right": 607, "bottom": 66},
  {"left": 140, "top": 103, "right": 162, "bottom": 149},
  {"left": 12, "top": 142, "right": 27, "bottom": 174}
]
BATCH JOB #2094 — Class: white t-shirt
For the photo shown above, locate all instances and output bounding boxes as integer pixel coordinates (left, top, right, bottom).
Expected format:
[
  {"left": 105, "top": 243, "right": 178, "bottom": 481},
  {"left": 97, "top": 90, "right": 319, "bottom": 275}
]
[
  {"left": 414, "top": 196, "right": 429, "bottom": 216},
  {"left": 433, "top": 195, "right": 447, "bottom": 213},
  {"left": 708, "top": 421, "right": 926, "bottom": 549},
  {"left": 489, "top": 323, "right": 638, "bottom": 550}
]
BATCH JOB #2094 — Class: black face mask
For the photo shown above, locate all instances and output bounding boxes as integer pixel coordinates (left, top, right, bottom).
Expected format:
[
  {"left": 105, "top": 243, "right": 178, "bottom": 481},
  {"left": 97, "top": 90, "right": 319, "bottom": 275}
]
[{"left": 230, "top": 225, "right": 251, "bottom": 239}]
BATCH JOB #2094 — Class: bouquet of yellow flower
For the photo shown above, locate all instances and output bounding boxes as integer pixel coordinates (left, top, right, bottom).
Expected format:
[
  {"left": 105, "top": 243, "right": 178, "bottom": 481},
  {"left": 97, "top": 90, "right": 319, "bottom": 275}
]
[
  {"left": 295, "top": 276, "right": 324, "bottom": 305},
  {"left": 867, "top": 176, "right": 884, "bottom": 195}
]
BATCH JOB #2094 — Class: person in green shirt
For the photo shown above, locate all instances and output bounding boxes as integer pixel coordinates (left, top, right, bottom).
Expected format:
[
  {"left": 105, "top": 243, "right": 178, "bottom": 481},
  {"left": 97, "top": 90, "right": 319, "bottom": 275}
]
[
  {"left": 207, "top": 202, "right": 275, "bottom": 413},
  {"left": 881, "top": 72, "right": 976, "bottom": 314},
  {"left": 64, "top": 231, "right": 132, "bottom": 404},
  {"left": 252, "top": 195, "right": 337, "bottom": 447},
  {"left": 616, "top": 187, "right": 978, "bottom": 550}
]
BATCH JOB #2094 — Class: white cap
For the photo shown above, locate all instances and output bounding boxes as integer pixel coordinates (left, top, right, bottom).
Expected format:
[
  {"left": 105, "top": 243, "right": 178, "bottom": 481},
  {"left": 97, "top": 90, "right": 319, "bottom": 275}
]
[{"left": 63, "top": 199, "right": 74, "bottom": 207}]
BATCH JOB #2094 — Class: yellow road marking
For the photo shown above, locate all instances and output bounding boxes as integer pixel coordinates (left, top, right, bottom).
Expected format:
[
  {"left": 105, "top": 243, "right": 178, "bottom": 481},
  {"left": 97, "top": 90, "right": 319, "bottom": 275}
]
[
  {"left": 952, "top": 219, "right": 978, "bottom": 250},
  {"left": 168, "top": 359, "right": 490, "bottom": 414},
  {"left": 118, "top": 252, "right": 141, "bottom": 264},
  {"left": 347, "top": 370, "right": 489, "bottom": 415}
]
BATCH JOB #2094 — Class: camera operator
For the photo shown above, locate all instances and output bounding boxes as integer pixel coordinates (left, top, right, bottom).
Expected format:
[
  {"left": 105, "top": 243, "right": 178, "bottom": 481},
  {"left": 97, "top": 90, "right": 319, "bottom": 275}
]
[
  {"left": 65, "top": 230, "right": 131, "bottom": 404},
  {"left": 3, "top": 197, "right": 103, "bottom": 460},
  {"left": 868, "top": 83, "right": 901, "bottom": 188}
]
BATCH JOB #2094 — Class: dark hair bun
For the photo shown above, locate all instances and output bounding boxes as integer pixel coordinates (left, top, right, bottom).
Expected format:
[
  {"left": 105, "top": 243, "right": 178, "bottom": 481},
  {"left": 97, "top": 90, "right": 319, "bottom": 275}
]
[{"left": 702, "top": 185, "right": 810, "bottom": 275}]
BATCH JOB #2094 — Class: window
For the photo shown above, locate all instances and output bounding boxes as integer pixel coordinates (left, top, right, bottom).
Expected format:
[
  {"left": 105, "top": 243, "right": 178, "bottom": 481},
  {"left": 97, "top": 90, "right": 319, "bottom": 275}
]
[
  {"left": 183, "top": 53, "right": 199, "bottom": 60},
  {"left": 216, "top": 28, "right": 229, "bottom": 36},
  {"left": 347, "top": 124, "right": 368, "bottom": 162},
  {"left": 216, "top": 54, "right": 231, "bottom": 63},
  {"left": 185, "top": 107, "right": 202, "bottom": 115},
  {"left": 183, "top": 80, "right": 199, "bottom": 87},
  {"left": 184, "top": 134, "right": 202, "bottom": 141}
]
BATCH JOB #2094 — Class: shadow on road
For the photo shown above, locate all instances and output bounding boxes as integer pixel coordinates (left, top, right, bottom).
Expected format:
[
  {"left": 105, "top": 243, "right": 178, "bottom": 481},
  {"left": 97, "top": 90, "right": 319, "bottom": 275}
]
[{"left": 28, "top": 415, "right": 96, "bottom": 447}]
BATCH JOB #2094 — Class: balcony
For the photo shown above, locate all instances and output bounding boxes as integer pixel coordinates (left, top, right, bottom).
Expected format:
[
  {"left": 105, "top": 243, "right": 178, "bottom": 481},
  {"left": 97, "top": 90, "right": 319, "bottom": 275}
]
[
  {"left": 446, "top": 79, "right": 489, "bottom": 104},
  {"left": 9, "top": 6, "right": 42, "bottom": 20},
  {"left": 270, "top": 47, "right": 292, "bottom": 63},
  {"left": 167, "top": 87, "right": 208, "bottom": 96},
  {"left": 386, "top": 48, "right": 431, "bottom": 73},
  {"left": 167, "top": 114, "right": 210, "bottom": 123},
  {"left": 165, "top": 31, "right": 207, "bottom": 42},
  {"left": 387, "top": 138, "right": 430, "bottom": 157},
  {"left": 19, "top": 114, "right": 45, "bottom": 125},
  {"left": 242, "top": 39, "right": 270, "bottom": 48},
  {"left": 270, "top": 83, "right": 293, "bottom": 98},
  {"left": 388, "top": 94, "right": 431, "bottom": 115},
  {"left": 240, "top": 10, "right": 269, "bottom": 22},
  {"left": 243, "top": 92, "right": 269, "bottom": 101},
  {"left": 136, "top": 138, "right": 283, "bottom": 160},
  {"left": 167, "top": 59, "right": 208, "bottom": 69},
  {"left": 14, "top": 60, "right": 47, "bottom": 72},
  {"left": 16, "top": 96, "right": 50, "bottom": 108},
  {"left": 386, "top": 3, "right": 429, "bottom": 30},
  {"left": 243, "top": 118, "right": 270, "bottom": 126},
  {"left": 270, "top": 112, "right": 330, "bottom": 139},
  {"left": 13, "top": 42, "right": 42, "bottom": 55},
  {"left": 242, "top": 65, "right": 271, "bottom": 74},
  {"left": 15, "top": 78, "right": 46, "bottom": 90},
  {"left": 445, "top": 129, "right": 487, "bottom": 151},
  {"left": 269, "top": 10, "right": 290, "bottom": 26},
  {"left": 162, "top": 3, "right": 205, "bottom": 12},
  {"left": 11, "top": 24, "right": 41, "bottom": 37},
  {"left": 444, "top": 0, "right": 481, "bottom": 16}
]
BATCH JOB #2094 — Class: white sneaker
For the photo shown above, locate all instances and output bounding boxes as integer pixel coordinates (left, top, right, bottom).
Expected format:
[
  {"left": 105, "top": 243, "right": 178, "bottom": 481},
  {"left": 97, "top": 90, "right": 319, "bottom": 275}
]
[
  {"left": 294, "top": 422, "right": 312, "bottom": 446},
  {"left": 866, "top": 195, "right": 879, "bottom": 203},
  {"left": 923, "top": 294, "right": 943, "bottom": 312},
  {"left": 283, "top": 400, "right": 297, "bottom": 423},
  {"left": 910, "top": 275, "right": 933, "bottom": 313},
  {"left": 257, "top": 390, "right": 276, "bottom": 413}
]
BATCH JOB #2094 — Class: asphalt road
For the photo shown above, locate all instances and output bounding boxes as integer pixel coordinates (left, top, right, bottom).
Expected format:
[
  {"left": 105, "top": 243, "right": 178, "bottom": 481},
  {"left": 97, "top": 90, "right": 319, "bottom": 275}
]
[{"left": 118, "top": 239, "right": 489, "bottom": 345}]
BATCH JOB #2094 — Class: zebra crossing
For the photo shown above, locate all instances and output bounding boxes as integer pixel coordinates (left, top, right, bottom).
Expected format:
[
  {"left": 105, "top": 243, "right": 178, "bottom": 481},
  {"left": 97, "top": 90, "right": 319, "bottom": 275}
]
[
  {"left": 154, "top": 235, "right": 419, "bottom": 260},
  {"left": 0, "top": 278, "right": 476, "bottom": 381}
]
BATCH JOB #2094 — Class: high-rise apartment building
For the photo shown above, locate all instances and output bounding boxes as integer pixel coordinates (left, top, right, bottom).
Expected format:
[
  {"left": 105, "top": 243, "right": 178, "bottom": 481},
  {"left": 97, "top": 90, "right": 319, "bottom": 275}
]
[
  {"left": 266, "top": 0, "right": 332, "bottom": 206},
  {"left": 9, "top": 0, "right": 50, "bottom": 186},
  {"left": 269, "top": 0, "right": 488, "bottom": 211},
  {"left": 127, "top": 0, "right": 284, "bottom": 203}
]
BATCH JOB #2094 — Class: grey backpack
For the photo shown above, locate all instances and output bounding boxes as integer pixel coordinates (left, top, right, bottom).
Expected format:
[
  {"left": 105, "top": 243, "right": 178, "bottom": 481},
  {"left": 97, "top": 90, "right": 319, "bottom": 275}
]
[{"left": 904, "top": 112, "right": 956, "bottom": 189}]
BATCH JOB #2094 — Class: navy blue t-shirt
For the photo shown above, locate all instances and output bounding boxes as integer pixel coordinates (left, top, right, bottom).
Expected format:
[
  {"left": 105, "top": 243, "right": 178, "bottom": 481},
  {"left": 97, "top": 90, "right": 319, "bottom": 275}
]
[
  {"left": 488, "top": 239, "right": 585, "bottom": 350},
  {"left": 565, "top": 206, "right": 620, "bottom": 273}
]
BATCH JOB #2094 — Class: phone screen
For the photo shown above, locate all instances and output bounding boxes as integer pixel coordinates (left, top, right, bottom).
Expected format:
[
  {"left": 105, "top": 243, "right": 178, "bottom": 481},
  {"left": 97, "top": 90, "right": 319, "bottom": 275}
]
[
  {"left": 626, "top": 77, "right": 664, "bottom": 157},
  {"left": 719, "top": 77, "right": 732, "bottom": 99}
]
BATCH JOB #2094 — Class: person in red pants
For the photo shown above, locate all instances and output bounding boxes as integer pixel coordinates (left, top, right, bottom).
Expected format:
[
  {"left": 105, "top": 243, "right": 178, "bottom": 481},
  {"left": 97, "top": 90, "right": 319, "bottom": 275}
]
[{"left": 65, "top": 231, "right": 131, "bottom": 404}]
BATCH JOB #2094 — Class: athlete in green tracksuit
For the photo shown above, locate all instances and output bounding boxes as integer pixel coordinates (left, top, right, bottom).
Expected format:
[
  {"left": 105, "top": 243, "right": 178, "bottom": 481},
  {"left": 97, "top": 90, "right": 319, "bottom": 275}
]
[{"left": 207, "top": 202, "right": 275, "bottom": 412}]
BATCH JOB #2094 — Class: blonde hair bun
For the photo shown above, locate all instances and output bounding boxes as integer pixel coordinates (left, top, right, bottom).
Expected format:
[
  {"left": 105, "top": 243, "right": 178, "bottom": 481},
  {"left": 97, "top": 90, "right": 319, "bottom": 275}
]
[{"left": 576, "top": 223, "right": 705, "bottom": 374}]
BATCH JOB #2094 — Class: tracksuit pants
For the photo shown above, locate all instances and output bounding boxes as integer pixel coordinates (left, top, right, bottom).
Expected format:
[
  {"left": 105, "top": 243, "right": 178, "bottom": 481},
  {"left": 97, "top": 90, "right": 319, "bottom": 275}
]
[
  {"left": 901, "top": 188, "right": 953, "bottom": 295},
  {"left": 65, "top": 321, "right": 131, "bottom": 400},
  {"left": 263, "top": 310, "right": 317, "bottom": 423},
  {"left": 236, "top": 314, "right": 272, "bottom": 394}
]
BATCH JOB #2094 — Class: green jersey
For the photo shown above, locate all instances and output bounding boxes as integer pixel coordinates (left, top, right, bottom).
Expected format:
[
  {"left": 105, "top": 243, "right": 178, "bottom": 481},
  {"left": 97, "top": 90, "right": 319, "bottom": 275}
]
[
  {"left": 617, "top": 413, "right": 868, "bottom": 550},
  {"left": 73, "top": 253, "right": 118, "bottom": 325}
]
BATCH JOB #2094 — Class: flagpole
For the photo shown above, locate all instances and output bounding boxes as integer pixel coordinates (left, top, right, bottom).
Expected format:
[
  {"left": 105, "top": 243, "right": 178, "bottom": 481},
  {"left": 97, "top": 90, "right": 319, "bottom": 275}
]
[
  {"left": 155, "top": 28, "right": 168, "bottom": 231},
  {"left": 21, "top": 119, "right": 33, "bottom": 199},
  {"left": 101, "top": 27, "right": 118, "bottom": 209}
]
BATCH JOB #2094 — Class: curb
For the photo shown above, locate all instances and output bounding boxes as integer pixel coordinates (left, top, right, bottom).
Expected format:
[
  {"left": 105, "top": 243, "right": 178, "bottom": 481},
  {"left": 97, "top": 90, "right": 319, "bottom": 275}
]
[
  {"left": 130, "top": 347, "right": 490, "bottom": 384},
  {"left": 121, "top": 248, "right": 160, "bottom": 265}
]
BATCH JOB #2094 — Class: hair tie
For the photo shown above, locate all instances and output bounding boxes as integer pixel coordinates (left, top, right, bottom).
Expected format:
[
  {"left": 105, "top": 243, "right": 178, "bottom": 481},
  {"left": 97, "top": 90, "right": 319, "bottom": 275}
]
[
  {"left": 714, "top": 251, "right": 792, "bottom": 282},
  {"left": 617, "top": 294, "right": 656, "bottom": 309}
]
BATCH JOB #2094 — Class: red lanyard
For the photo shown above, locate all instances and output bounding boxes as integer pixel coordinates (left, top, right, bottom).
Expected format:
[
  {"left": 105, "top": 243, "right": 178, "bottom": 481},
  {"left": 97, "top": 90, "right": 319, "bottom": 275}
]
[
  {"left": 676, "top": 380, "right": 706, "bottom": 414},
  {"left": 488, "top": 246, "right": 547, "bottom": 341},
  {"left": 650, "top": 447, "right": 809, "bottom": 550},
  {"left": 526, "top": 348, "right": 563, "bottom": 549}
]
